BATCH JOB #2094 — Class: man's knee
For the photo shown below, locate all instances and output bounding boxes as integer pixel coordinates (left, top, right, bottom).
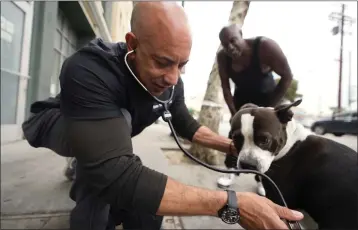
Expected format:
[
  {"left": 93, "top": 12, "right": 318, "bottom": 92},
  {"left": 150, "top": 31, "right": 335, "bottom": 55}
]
[
  {"left": 121, "top": 211, "right": 163, "bottom": 230},
  {"left": 70, "top": 199, "right": 111, "bottom": 230},
  {"left": 22, "top": 108, "right": 71, "bottom": 155}
]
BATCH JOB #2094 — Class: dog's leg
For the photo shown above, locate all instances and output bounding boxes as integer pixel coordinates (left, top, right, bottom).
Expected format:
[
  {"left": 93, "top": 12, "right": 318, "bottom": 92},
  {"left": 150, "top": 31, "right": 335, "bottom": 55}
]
[
  {"left": 217, "top": 171, "right": 236, "bottom": 188},
  {"left": 255, "top": 175, "right": 266, "bottom": 197},
  {"left": 217, "top": 154, "right": 239, "bottom": 188}
]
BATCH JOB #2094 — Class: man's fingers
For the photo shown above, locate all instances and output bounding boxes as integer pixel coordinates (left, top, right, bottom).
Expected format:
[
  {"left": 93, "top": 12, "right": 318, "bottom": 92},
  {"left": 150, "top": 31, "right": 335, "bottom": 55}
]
[
  {"left": 273, "top": 204, "right": 304, "bottom": 221},
  {"left": 275, "top": 219, "right": 293, "bottom": 230}
]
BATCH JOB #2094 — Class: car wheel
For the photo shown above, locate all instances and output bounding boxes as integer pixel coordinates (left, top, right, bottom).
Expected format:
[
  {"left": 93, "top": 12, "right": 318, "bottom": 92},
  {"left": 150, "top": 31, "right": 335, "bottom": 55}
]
[
  {"left": 313, "top": 126, "right": 325, "bottom": 135},
  {"left": 333, "top": 133, "right": 344, "bottom": 137}
]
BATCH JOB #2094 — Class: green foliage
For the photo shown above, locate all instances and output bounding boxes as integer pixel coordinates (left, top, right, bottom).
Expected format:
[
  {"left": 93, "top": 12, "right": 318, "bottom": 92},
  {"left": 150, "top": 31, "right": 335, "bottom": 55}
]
[
  {"left": 275, "top": 78, "right": 302, "bottom": 102},
  {"left": 188, "top": 108, "right": 195, "bottom": 116}
]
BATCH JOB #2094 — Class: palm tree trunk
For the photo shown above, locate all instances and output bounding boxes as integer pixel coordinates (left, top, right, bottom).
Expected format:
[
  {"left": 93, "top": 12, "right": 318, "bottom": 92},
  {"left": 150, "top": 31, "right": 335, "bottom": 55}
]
[{"left": 189, "top": 1, "right": 251, "bottom": 165}]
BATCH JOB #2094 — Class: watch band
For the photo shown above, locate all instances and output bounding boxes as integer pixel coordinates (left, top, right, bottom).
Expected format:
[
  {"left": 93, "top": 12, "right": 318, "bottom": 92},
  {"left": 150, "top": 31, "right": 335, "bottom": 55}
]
[{"left": 226, "top": 190, "right": 238, "bottom": 209}]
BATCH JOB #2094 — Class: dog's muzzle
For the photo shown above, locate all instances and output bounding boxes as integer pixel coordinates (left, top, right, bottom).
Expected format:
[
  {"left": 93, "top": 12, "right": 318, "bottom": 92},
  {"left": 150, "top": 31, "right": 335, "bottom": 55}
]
[{"left": 239, "top": 161, "right": 258, "bottom": 170}]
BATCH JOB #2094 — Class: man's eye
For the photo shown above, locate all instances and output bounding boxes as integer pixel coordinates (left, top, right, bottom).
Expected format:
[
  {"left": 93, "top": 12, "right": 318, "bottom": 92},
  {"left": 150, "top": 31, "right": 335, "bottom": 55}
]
[
  {"left": 156, "top": 60, "right": 168, "bottom": 68},
  {"left": 179, "top": 63, "right": 186, "bottom": 70}
]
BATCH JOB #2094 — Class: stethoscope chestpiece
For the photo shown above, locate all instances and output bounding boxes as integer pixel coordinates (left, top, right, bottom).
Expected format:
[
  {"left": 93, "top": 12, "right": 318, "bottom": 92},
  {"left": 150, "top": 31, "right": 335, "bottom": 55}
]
[{"left": 161, "top": 110, "right": 172, "bottom": 122}]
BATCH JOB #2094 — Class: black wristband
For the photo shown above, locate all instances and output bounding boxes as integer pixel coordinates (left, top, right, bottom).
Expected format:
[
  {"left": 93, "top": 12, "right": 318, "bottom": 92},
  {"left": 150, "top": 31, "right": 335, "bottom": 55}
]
[{"left": 226, "top": 190, "right": 238, "bottom": 209}]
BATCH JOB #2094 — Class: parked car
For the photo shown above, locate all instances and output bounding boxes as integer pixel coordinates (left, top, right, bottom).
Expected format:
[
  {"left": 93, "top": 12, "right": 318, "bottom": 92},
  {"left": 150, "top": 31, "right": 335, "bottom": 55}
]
[
  {"left": 299, "top": 117, "right": 315, "bottom": 129},
  {"left": 310, "top": 111, "right": 358, "bottom": 136}
]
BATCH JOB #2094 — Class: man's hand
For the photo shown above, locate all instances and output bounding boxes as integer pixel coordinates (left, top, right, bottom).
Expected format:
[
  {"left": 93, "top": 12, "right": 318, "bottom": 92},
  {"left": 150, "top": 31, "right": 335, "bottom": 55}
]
[
  {"left": 238, "top": 192, "right": 304, "bottom": 230},
  {"left": 192, "top": 126, "right": 237, "bottom": 155}
]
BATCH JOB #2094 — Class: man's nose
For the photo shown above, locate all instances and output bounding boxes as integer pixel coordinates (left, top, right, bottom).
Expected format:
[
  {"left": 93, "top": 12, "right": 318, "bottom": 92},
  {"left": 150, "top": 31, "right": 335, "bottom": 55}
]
[
  {"left": 228, "top": 44, "right": 235, "bottom": 52},
  {"left": 163, "top": 70, "right": 179, "bottom": 86},
  {"left": 239, "top": 161, "right": 258, "bottom": 170}
]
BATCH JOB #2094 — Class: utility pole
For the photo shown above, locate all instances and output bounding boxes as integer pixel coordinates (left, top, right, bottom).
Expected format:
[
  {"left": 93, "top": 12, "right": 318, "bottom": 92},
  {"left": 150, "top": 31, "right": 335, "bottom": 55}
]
[
  {"left": 329, "top": 4, "right": 355, "bottom": 112},
  {"left": 348, "top": 50, "right": 352, "bottom": 108}
]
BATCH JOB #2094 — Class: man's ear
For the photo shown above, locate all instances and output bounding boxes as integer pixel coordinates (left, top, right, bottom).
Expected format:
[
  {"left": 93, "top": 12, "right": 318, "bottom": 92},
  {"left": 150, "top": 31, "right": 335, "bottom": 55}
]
[
  {"left": 274, "top": 99, "right": 302, "bottom": 123},
  {"left": 125, "top": 32, "right": 138, "bottom": 52}
]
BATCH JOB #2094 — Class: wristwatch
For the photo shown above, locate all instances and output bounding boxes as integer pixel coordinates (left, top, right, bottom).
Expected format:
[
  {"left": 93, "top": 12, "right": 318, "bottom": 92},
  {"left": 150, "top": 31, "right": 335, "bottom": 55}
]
[{"left": 218, "top": 190, "right": 240, "bottom": 224}]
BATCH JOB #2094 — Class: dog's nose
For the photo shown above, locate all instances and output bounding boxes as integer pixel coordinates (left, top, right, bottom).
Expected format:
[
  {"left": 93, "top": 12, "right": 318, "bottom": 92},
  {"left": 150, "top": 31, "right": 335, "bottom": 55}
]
[{"left": 239, "top": 161, "right": 257, "bottom": 170}]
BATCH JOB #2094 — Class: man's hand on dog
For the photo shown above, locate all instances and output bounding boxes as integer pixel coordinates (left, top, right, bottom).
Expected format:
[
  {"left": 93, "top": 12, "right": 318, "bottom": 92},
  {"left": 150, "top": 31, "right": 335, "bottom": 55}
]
[{"left": 238, "top": 192, "right": 304, "bottom": 230}]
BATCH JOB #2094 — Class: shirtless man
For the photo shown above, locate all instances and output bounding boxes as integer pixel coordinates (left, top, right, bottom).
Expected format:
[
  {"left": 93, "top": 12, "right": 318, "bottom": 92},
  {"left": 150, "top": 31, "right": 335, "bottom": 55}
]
[{"left": 216, "top": 24, "right": 293, "bottom": 188}]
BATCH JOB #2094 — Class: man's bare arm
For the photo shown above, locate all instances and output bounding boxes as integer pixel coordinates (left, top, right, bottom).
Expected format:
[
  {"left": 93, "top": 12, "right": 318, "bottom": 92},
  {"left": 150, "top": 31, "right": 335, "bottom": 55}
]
[
  {"left": 169, "top": 78, "right": 236, "bottom": 156},
  {"left": 157, "top": 177, "right": 228, "bottom": 216},
  {"left": 260, "top": 38, "right": 293, "bottom": 106},
  {"left": 192, "top": 126, "right": 236, "bottom": 155},
  {"left": 218, "top": 50, "right": 236, "bottom": 116}
]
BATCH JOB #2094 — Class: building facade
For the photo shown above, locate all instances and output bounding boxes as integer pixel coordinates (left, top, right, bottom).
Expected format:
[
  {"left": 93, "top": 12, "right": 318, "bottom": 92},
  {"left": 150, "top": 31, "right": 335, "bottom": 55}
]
[{"left": 1, "top": 1, "right": 133, "bottom": 144}]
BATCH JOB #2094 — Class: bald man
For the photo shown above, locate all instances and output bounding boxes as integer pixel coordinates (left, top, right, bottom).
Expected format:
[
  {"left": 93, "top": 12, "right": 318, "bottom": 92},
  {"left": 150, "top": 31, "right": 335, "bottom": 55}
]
[
  {"left": 22, "top": 2, "right": 303, "bottom": 230},
  {"left": 218, "top": 24, "right": 293, "bottom": 117}
]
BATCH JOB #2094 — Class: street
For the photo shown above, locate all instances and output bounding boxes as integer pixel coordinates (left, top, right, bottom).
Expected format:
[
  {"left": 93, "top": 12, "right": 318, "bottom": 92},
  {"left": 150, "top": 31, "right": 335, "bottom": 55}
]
[{"left": 219, "top": 122, "right": 357, "bottom": 151}]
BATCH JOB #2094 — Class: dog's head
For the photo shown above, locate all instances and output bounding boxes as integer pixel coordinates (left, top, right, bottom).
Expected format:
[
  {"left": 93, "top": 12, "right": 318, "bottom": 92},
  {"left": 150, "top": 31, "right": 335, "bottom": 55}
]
[{"left": 230, "top": 99, "right": 302, "bottom": 173}]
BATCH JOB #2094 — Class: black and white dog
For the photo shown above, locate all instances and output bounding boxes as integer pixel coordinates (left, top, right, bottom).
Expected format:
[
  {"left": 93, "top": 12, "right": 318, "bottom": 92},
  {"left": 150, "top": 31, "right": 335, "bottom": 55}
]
[{"left": 218, "top": 99, "right": 358, "bottom": 229}]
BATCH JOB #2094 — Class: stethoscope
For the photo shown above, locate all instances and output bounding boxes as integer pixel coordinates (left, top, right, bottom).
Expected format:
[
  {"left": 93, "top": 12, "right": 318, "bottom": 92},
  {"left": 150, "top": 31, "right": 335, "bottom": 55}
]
[{"left": 124, "top": 50, "right": 301, "bottom": 230}]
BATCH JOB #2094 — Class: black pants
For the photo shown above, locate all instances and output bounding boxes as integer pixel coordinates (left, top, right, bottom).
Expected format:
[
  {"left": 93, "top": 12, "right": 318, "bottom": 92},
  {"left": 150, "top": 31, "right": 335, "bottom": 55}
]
[
  {"left": 22, "top": 108, "right": 164, "bottom": 230},
  {"left": 69, "top": 162, "right": 163, "bottom": 230}
]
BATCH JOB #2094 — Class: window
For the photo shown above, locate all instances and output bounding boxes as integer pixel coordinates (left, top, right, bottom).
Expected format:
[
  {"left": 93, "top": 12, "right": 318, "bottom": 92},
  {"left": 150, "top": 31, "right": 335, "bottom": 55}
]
[
  {"left": 51, "top": 9, "right": 78, "bottom": 96},
  {"left": 1, "top": 1, "right": 25, "bottom": 124},
  {"left": 101, "top": 1, "right": 112, "bottom": 29},
  {"left": 334, "top": 112, "right": 357, "bottom": 122}
]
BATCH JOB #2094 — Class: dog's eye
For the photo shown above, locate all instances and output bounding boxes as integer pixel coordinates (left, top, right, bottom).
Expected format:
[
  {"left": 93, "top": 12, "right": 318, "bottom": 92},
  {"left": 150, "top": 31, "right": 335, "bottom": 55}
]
[
  {"left": 257, "top": 135, "right": 270, "bottom": 145},
  {"left": 232, "top": 132, "right": 244, "bottom": 151}
]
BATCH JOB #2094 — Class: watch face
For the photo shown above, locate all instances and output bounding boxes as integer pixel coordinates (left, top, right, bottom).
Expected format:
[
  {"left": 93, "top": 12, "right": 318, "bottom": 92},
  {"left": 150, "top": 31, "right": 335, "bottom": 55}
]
[{"left": 221, "top": 208, "right": 239, "bottom": 224}]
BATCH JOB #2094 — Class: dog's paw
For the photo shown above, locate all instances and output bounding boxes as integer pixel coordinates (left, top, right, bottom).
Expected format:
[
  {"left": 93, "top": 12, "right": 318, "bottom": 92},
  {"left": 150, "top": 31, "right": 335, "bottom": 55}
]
[
  {"left": 217, "top": 174, "right": 235, "bottom": 188},
  {"left": 257, "top": 182, "right": 266, "bottom": 197}
]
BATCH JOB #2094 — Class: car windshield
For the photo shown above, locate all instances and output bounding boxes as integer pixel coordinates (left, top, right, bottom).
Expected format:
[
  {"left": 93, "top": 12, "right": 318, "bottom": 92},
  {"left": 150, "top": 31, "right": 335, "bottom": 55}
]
[{"left": 332, "top": 112, "right": 357, "bottom": 121}]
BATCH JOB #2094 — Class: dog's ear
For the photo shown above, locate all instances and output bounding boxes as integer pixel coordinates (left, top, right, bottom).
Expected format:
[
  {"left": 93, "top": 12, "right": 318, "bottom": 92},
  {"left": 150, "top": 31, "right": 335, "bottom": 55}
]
[{"left": 274, "top": 99, "right": 302, "bottom": 123}]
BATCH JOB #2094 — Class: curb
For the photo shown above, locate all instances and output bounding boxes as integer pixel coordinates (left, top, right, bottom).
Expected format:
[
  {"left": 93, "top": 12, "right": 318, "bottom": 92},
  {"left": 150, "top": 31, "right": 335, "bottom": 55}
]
[
  {"left": 1, "top": 214, "right": 184, "bottom": 230},
  {"left": 162, "top": 216, "right": 184, "bottom": 229},
  {"left": 1, "top": 212, "right": 70, "bottom": 220}
]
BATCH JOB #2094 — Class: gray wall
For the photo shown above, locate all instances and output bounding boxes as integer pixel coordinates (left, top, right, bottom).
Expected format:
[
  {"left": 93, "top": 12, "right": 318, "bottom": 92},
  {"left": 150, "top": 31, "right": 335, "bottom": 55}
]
[
  {"left": 26, "top": 2, "right": 57, "bottom": 118},
  {"left": 25, "top": 1, "right": 95, "bottom": 119},
  {"left": 102, "top": 1, "right": 113, "bottom": 31}
]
